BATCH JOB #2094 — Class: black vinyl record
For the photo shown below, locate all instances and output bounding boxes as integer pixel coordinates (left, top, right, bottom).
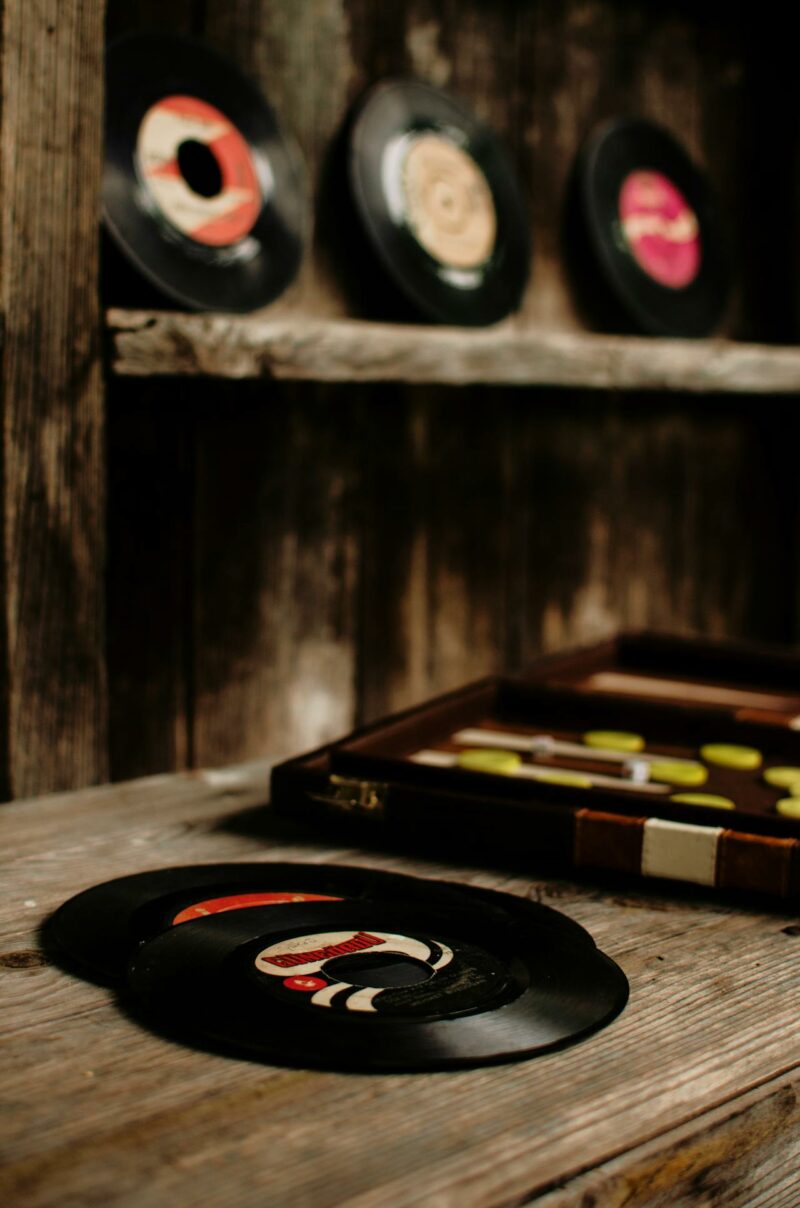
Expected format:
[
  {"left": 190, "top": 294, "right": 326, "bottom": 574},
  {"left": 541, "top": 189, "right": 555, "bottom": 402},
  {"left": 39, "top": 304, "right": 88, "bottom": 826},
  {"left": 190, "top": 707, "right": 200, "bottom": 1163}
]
[
  {"left": 48, "top": 862, "right": 594, "bottom": 984},
  {"left": 348, "top": 78, "right": 531, "bottom": 326},
  {"left": 127, "top": 899, "right": 628, "bottom": 1070},
  {"left": 571, "top": 117, "right": 728, "bottom": 337},
  {"left": 104, "top": 33, "right": 305, "bottom": 312}
]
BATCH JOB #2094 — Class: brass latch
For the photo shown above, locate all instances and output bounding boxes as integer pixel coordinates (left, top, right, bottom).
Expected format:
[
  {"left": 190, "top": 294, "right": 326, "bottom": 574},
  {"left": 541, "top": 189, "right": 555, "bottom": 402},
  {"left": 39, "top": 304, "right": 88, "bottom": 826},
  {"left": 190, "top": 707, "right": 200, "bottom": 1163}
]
[{"left": 307, "top": 774, "right": 388, "bottom": 819}]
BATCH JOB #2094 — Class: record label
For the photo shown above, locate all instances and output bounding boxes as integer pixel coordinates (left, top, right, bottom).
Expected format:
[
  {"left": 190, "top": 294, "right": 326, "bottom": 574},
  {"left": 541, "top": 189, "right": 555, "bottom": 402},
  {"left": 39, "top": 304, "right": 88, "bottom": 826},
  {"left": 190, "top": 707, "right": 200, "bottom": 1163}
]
[
  {"left": 252, "top": 926, "right": 511, "bottom": 1017},
  {"left": 172, "top": 892, "right": 340, "bottom": 926},
  {"left": 104, "top": 34, "right": 306, "bottom": 312},
  {"left": 348, "top": 78, "right": 530, "bottom": 325},
  {"left": 571, "top": 117, "right": 726, "bottom": 336},
  {"left": 618, "top": 169, "right": 700, "bottom": 289},
  {"left": 400, "top": 134, "right": 497, "bottom": 270},
  {"left": 135, "top": 95, "right": 261, "bottom": 247}
]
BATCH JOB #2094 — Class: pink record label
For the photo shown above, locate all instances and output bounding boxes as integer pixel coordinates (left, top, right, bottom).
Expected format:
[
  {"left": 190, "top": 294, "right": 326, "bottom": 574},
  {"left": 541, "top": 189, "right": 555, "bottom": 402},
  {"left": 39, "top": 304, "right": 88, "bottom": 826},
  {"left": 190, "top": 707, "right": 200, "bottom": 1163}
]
[
  {"left": 135, "top": 94, "right": 261, "bottom": 246},
  {"left": 618, "top": 169, "right": 701, "bottom": 289}
]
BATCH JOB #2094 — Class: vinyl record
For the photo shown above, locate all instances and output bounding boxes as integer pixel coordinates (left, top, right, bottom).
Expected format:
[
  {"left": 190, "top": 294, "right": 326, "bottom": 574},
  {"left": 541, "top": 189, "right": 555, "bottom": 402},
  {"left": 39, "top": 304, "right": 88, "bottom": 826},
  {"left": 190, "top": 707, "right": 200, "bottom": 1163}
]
[
  {"left": 48, "top": 862, "right": 594, "bottom": 984},
  {"left": 348, "top": 78, "right": 531, "bottom": 326},
  {"left": 104, "top": 33, "right": 305, "bottom": 312},
  {"left": 127, "top": 899, "right": 628, "bottom": 1070},
  {"left": 571, "top": 117, "right": 728, "bottom": 336}
]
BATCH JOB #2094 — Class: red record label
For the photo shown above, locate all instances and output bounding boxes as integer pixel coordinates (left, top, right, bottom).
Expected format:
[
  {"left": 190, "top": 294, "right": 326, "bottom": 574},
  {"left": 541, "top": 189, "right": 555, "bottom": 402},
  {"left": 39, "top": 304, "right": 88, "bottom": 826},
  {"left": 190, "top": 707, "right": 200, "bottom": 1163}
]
[
  {"left": 172, "top": 892, "right": 340, "bottom": 926},
  {"left": 135, "top": 94, "right": 262, "bottom": 246},
  {"left": 618, "top": 169, "right": 701, "bottom": 289}
]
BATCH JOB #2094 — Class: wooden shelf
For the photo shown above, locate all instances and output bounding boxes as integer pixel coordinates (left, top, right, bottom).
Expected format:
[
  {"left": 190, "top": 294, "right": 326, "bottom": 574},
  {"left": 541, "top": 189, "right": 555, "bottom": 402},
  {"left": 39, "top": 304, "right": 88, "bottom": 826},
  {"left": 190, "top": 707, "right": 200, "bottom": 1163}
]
[{"left": 108, "top": 308, "right": 800, "bottom": 393}]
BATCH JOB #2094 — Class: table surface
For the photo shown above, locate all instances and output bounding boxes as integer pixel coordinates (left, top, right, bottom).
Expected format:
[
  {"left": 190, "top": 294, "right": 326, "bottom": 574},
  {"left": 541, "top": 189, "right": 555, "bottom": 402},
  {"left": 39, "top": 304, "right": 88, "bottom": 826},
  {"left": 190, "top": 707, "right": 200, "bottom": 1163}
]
[{"left": 2, "top": 762, "right": 800, "bottom": 1208}]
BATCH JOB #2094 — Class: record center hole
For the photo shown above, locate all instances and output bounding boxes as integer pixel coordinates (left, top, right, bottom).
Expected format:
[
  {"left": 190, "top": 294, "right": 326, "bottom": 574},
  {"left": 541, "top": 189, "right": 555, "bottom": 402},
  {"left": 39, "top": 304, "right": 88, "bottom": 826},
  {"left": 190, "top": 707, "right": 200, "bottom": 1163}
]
[
  {"left": 177, "top": 140, "right": 223, "bottom": 198},
  {"left": 324, "top": 952, "right": 434, "bottom": 989}
]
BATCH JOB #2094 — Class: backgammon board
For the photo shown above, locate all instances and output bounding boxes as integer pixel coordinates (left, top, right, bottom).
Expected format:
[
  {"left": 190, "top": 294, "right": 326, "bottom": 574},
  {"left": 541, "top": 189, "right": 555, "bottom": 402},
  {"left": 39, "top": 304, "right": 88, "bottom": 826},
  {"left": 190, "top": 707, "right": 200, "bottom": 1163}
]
[{"left": 272, "top": 634, "right": 800, "bottom": 900}]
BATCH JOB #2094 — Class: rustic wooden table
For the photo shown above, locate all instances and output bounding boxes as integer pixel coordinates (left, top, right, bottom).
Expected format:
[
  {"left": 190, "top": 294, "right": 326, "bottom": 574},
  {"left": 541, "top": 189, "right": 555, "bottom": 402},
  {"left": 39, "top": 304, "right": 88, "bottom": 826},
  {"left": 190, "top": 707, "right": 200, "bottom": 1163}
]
[{"left": 2, "top": 763, "right": 800, "bottom": 1207}]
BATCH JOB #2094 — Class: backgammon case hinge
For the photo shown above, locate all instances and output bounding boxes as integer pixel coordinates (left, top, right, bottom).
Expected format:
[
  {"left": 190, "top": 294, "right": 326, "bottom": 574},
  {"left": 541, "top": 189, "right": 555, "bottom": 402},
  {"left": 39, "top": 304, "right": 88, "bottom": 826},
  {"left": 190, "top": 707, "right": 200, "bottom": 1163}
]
[{"left": 307, "top": 774, "right": 388, "bottom": 818}]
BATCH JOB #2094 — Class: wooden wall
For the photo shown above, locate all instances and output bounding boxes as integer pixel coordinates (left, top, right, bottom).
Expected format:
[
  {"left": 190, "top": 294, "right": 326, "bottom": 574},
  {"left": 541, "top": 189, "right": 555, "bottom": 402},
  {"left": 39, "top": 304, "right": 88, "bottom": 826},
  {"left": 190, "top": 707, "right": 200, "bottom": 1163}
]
[
  {"left": 2, "top": 0, "right": 797, "bottom": 796},
  {"left": 107, "top": 376, "right": 796, "bottom": 778},
  {"left": 0, "top": 0, "right": 107, "bottom": 799},
  {"left": 102, "top": 0, "right": 799, "bottom": 783}
]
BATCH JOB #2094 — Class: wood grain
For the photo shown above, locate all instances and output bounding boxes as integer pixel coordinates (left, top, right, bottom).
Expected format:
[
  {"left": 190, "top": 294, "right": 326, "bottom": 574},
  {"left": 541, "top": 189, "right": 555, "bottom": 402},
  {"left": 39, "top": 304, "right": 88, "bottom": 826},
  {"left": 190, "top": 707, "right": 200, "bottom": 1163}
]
[
  {"left": 514, "top": 396, "right": 785, "bottom": 661},
  {"left": 190, "top": 382, "right": 362, "bottom": 767},
  {"left": 535, "top": 1069, "right": 800, "bottom": 1207},
  {"left": 106, "top": 383, "right": 195, "bottom": 779},
  {"left": 107, "top": 353, "right": 796, "bottom": 780},
  {"left": 3, "top": 770, "right": 800, "bottom": 1206},
  {"left": 0, "top": 0, "right": 107, "bottom": 796},
  {"left": 108, "top": 310, "right": 800, "bottom": 393},
  {"left": 357, "top": 386, "right": 520, "bottom": 722}
]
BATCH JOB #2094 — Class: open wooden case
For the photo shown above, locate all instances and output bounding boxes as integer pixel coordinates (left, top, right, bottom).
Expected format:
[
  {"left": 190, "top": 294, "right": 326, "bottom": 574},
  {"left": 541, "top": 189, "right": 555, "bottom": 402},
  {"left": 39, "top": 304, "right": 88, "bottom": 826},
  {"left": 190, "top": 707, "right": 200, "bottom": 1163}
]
[{"left": 271, "top": 633, "right": 800, "bottom": 900}]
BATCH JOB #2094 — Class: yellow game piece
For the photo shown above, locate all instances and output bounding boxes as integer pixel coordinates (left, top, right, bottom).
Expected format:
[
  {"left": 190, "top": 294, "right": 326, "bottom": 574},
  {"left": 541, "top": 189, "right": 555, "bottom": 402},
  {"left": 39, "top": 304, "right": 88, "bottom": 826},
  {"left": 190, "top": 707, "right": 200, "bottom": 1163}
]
[
  {"left": 536, "top": 769, "right": 593, "bottom": 789},
  {"left": 670, "top": 792, "right": 735, "bottom": 810},
  {"left": 776, "top": 798, "right": 800, "bottom": 820},
  {"left": 700, "top": 743, "right": 762, "bottom": 771},
  {"left": 457, "top": 749, "right": 521, "bottom": 775},
  {"left": 764, "top": 767, "right": 800, "bottom": 793},
  {"left": 649, "top": 760, "right": 708, "bottom": 787},
  {"left": 583, "top": 730, "right": 645, "bottom": 753}
]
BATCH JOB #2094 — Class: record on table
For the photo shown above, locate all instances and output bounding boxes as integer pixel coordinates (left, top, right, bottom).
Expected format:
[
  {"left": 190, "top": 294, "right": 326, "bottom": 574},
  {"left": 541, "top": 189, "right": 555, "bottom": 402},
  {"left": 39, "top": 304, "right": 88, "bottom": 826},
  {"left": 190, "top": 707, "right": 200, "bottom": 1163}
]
[
  {"left": 348, "top": 78, "right": 531, "bottom": 326},
  {"left": 571, "top": 117, "right": 728, "bottom": 336},
  {"left": 104, "top": 33, "right": 306, "bottom": 312},
  {"left": 127, "top": 898, "right": 628, "bottom": 1070},
  {"left": 48, "top": 862, "right": 595, "bottom": 984}
]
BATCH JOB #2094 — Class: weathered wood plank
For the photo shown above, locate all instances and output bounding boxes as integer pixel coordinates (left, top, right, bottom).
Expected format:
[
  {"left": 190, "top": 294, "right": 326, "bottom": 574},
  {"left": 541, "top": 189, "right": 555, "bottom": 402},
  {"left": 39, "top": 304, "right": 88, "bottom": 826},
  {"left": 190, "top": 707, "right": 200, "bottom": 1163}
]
[
  {"left": 2, "top": 772, "right": 800, "bottom": 1206},
  {"left": 515, "top": 397, "right": 790, "bottom": 661},
  {"left": 106, "top": 383, "right": 195, "bottom": 780},
  {"left": 0, "top": 0, "right": 108, "bottom": 796},
  {"left": 107, "top": 311, "right": 800, "bottom": 394},
  {"left": 535, "top": 1069, "right": 800, "bottom": 1208},
  {"left": 189, "top": 382, "right": 362, "bottom": 767},
  {"left": 106, "top": 353, "right": 797, "bottom": 781},
  {"left": 357, "top": 386, "right": 521, "bottom": 723},
  {"left": 0, "top": 760, "right": 272, "bottom": 858}
]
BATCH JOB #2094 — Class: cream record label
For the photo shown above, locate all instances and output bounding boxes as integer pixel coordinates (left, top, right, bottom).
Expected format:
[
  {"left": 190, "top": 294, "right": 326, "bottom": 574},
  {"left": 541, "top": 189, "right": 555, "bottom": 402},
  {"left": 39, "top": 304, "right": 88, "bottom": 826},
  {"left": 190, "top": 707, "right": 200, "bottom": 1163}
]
[
  {"left": 348, "top": 78, "right": 530, "bottom": 326},
  {"left": 252, "top": 928, "right": 490, "bottom": 1016},
  {"left": 400, "top": 134, "right": 497, "bottom": 270}
]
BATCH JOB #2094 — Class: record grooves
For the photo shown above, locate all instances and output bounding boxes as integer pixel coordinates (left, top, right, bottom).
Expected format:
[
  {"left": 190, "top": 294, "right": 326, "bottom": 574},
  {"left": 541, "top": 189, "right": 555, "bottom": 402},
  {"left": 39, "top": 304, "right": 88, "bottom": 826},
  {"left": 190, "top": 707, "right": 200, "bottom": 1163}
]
[
  {"left": 49, "top": 862, "right": 595, "bottom": 983},
  {"left": 569, "top": 117, "right": 728, "bottom": 337},
  {"left": 127, "top": 899, "right": 627, "bottom": 1070},
  {"left": 104, "top": 33, "right": 306, "bottom": 312},
  {"left": 347, "top": 79, "right": 531, "bottom": 326},
  {"left": 50, "top": 863, "right": 628, "bottom": 1071}
]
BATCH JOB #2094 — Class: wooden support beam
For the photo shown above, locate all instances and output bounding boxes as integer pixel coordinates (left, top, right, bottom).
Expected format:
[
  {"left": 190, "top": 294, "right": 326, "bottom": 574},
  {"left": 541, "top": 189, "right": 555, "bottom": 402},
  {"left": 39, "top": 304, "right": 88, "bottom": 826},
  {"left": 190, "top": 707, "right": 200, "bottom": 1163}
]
[{"left": 0, "top": 0, "right": 108, "bottom": 795}]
